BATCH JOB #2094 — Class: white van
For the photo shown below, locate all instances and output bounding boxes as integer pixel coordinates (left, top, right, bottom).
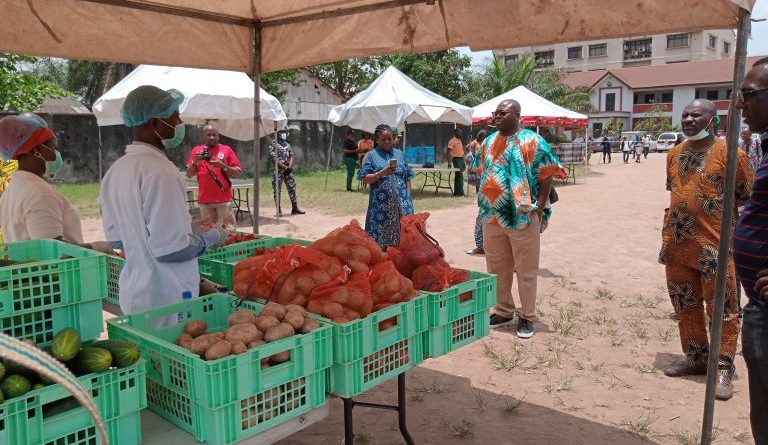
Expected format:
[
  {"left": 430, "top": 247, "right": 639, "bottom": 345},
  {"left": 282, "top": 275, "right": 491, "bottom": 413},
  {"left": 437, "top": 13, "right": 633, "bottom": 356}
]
[{"left": 656, "top": 132, "right": 685, "bottom": 152}]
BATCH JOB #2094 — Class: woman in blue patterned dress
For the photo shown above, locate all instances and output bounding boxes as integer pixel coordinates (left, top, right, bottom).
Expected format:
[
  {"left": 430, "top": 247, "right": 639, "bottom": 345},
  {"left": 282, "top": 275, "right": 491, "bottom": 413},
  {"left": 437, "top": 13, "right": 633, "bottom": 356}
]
[{"left": 359, "top": 124, "right": 415, "bottom": 249}]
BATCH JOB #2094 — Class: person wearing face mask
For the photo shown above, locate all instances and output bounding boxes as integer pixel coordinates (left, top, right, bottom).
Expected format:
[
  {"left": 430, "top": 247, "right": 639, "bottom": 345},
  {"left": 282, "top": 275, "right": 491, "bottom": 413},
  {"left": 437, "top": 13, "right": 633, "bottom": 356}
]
[
  {"left": 658, "top": 99, "right": 753, "bottom": 400},
  {"left": 99, "top": 85, "right": 228, "bottom": 315},
  {"left": 359, "top": 124, "right": 415, "bottom": 249}
]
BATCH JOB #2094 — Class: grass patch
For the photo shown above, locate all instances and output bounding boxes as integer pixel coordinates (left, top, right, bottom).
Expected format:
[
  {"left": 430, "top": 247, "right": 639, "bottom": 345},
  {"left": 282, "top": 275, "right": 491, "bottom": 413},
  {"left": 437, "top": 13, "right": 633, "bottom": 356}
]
[
  {"left": 445, "top": 420, "right": 475, "bottom": 438},
  {"left": 668, "top": 426, "right": 720, "bottom": 445},
  {"left": 482, "top": 342, "right": 529, "bottom": 372},
  {"left": 58, "top": 169, "right": 473, "bottom": 220},
  {"left": 619, "top": 414, "right": 655, "bottom": 437},
  {"left": 595, "top": 287, "right": 614, "bottom": 301},
  {"left": 732, "top": 429, "right": 751, "bottom": 443},
  {"left": 657, "top": 327, "right": 676, "bottom": 342},
  {"left": 502, "top": 393, "right": 527, "bottom": 414},
  {"left": 552, "top": 302, "right": 582, "bottom": 337}
]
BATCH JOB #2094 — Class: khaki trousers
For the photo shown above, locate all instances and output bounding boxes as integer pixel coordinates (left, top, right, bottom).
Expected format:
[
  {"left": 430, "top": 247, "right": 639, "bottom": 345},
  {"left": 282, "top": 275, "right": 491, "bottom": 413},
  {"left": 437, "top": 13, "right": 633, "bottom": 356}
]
[
  {"left": 483, "top": 216, "right": 541, "bottom": 321},
  {"left": 200, "top": 202, "right": 237, "bottom": 230}
]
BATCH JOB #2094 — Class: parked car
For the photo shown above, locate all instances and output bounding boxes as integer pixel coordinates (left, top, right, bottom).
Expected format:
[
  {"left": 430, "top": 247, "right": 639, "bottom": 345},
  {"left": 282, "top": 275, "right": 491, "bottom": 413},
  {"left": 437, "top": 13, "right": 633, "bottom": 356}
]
[
  {"left": 656, "top": 132, "right": 685, "bottom": 152},
  {"left": 589, "top": 136, "right": 620, "bottom": 153},
  {"left": 621, "top": 131, "right": 657, "bottom": 152}
]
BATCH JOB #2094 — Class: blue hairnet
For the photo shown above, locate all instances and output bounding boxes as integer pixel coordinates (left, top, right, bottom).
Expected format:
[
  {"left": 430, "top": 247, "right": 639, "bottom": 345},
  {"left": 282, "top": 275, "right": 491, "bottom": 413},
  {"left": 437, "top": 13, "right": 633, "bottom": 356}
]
[{"left": 120, "top": 85, "right": 184, "bottom": 127}]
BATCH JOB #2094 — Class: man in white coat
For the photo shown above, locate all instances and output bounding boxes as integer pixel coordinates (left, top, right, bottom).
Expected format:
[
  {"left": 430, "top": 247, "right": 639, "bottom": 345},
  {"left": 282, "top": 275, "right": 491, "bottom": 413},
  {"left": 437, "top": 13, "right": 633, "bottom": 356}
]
[{"left": 99, "top": 85, "right": 227, "bottom": 315}]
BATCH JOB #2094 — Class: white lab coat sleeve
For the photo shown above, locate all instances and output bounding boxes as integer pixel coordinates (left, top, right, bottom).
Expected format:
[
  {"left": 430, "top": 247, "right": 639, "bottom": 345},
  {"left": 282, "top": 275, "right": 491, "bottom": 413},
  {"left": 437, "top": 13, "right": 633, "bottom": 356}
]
[
  {"left": 99, "top": 193, "right": 121, "bottom": 244},
  {"left": 24, "top": 191, "right": 65, "bottom": 240},
  {"left": 141, "top": 171, "right": 193, "bottom": 258}
]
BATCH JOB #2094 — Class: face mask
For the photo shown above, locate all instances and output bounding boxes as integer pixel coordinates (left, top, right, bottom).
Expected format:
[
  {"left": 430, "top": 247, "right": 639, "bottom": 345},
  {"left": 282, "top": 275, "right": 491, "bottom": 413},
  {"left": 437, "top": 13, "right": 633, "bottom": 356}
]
[
  {"left": 688, "top": 117, "right": 714, "bottom": 141},
  {"left": 278, "top": 133, "right": 287, "bottom": 140},
  {"left": 155, "top": 119, "right": 186, "bottom": 148},
  {"left": 36, "top": 144, "right": 63, "bottom": 176}
]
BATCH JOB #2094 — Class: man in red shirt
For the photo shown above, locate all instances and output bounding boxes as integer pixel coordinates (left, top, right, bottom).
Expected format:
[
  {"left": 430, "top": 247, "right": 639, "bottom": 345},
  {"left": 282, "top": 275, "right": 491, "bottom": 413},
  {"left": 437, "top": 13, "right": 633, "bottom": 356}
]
[{"left": 186, "top": 124, "right": 242, "bottom": 229}]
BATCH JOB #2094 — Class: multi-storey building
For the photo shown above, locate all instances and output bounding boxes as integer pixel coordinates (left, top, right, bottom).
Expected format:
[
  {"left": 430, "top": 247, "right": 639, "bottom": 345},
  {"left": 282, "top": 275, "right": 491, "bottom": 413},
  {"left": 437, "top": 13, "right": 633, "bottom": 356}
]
[{"left": 495, "top": 30, "right": 735, "bottom": 72}]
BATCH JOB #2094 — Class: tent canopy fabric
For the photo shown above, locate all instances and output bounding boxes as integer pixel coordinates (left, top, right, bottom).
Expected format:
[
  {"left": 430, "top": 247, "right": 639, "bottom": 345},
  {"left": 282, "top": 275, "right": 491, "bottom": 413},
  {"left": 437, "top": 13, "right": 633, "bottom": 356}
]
[
  {"left": 92, "top": 65, "right": 287, "bottom": 141},
  {"left": 328, "top": 66, "right": 473, "bottom": 133},
  {"left": 472, "top": 86, "right": 589, "bottom": 127},
  {"left": 0, "top": 1, "right": 754, "bottom": 74}
]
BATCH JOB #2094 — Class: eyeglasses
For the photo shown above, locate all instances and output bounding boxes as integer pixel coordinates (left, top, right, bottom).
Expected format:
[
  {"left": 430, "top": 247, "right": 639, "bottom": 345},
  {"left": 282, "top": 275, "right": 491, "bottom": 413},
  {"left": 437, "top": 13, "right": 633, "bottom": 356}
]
[
  {"left": 492, "top": 110, "right": 519, "bottom": 117},
  {"left": 731, "top": 87, "right": 768, "bottom": 104}
]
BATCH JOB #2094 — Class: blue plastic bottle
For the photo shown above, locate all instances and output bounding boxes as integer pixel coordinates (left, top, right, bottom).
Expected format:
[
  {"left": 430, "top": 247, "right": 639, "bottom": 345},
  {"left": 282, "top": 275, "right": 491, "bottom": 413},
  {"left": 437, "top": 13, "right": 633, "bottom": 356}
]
[{"left": 179, "top": 290, "right": 193, "bottom": 322}]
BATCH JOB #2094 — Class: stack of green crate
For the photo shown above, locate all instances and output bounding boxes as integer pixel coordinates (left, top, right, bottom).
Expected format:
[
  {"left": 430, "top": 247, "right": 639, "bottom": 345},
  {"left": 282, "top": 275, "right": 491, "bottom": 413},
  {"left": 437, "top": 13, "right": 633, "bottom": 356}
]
[
  {"left": 326, "top": 294, "right": 428, "bottom": 398},
  {"left": 198, "top": 237, "right": 311, "bottom": 289},
  {"left": 421, "top": 271, "right": 496, "bottom": 358},
  {"left": 106, "top": 294, "right": 332, "bottom": 445}
]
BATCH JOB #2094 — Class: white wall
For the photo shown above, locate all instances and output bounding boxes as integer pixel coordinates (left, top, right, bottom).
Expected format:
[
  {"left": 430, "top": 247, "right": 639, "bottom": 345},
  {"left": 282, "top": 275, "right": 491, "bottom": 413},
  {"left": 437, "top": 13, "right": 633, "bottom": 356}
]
[{"left": 672, "top": 86, "right": 697, "bottom": 126}]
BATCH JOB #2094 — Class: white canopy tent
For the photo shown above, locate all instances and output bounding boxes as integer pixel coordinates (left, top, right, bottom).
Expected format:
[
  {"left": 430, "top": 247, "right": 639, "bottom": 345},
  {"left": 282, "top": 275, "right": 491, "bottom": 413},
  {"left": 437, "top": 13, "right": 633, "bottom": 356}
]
[
  {"left": 92, "top": 65, "right": 287, "bottom": 141},
  {"left": 472, "top": 86, "right": 588, "bottom": 127},
  {"left": 0, "top": 4, "right": 755, "bottom": 440},
  {"left": 325, "top": 65, "right": 472, "bottom": 189}
]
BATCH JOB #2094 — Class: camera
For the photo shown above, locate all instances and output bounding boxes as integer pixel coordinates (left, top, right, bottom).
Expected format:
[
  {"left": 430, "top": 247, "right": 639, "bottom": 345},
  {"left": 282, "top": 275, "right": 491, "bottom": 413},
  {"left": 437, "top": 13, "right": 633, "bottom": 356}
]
[{"left": 201, "top": 150, "right": 211, "bottom": 161}]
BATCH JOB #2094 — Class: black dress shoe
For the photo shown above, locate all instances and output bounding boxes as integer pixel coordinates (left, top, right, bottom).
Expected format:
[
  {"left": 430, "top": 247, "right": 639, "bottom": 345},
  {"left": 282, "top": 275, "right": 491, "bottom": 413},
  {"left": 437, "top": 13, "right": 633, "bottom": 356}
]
[{"left": 291, "top": 208, "right": 306, "bottom": 215}]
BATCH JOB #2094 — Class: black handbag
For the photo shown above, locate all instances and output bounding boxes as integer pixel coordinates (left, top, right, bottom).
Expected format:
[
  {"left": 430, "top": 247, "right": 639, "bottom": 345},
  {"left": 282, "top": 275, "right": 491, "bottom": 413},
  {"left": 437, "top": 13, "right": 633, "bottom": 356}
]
[{"left": 549, "top": 187, "right": 559, "bottom": 204}]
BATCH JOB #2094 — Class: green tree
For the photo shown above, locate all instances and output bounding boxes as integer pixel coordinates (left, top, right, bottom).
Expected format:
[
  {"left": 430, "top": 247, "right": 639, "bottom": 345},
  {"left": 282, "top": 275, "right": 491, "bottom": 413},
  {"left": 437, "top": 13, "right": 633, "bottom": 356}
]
[
  {"left": 260, "top": 69, "right": 302, "bottom": 101},
  {"left": 307, "top": 58, "right": 383, "bottom": 100},
  {"left": 380, "top": 50, "right": 472, "bottom": 102},
  {"left": 633, "top": 105, "right": 679, "bottom": 136},
  {"left": 0, "top": 54, "right": 69, "bottom": 112},
  {"left": 27, "top": 58, "right": 133, "bottom": 108}
]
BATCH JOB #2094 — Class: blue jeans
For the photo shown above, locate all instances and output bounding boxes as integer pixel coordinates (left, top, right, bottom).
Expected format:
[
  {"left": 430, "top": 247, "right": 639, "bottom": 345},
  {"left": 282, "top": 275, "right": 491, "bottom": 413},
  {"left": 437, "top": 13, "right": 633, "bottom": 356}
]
[{"left": 743, "top": 303, "right": 768, "bottom": 445}]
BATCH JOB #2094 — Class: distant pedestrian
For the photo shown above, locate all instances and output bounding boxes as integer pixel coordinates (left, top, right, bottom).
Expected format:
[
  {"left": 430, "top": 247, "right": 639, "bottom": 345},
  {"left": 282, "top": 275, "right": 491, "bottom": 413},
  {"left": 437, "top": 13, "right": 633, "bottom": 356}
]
[
  {"left": 270, "top": 129, "right": 305, "bottom": 216},
  {"left": 601, "top": 133, "right": 611, "bottom": 164},
  {"left": 620, "top": 136, "right": 632, "bottom": 163},
  {"left": 740, "top": 128, "right": 762, "bottom": 172},
  {"left": 465, "top": 129, "right": 488, "bottom": 255},
  {"left": 357, "top": 132, "right": 374, "bottom": 169},
  {"left": 447, "top": 129, "right": 465, "bottom": 196},
  {"left": 341, "top": 131, "right": 358, "bottom": 191},
  {"left": 643, "top": 134, "right": 651, "bottom": 159},
  {"left": 634, "top": 136, "right": 644, "bottom": 163}
]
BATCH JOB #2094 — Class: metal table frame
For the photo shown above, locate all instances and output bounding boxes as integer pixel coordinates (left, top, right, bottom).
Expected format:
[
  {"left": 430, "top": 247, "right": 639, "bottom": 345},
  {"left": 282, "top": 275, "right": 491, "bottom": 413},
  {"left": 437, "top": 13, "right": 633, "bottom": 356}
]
[
  {"left": 343, "top": 373, "right": 414, "bottom": 445},
  {"left": 411, "top": 167, "right": 459, "bottom": 195},
  {"left": 185, "top": 182, "right": 254, "bottom": 226}
]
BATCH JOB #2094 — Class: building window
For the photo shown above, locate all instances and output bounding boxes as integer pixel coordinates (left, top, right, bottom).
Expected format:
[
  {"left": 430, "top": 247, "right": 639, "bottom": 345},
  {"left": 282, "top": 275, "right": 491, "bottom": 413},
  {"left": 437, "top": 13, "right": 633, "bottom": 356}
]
[
  {"left": 604, "top": 93, "right": 616, "bottom": 112},
  {"left": 589, "top": 43, "right": 608, "bottom": 58},
  {"left": 567, "top": 46, "right": 582, "bottom": 60},
  {"left": 708, "top": 34, "right": 717, "bottom": 49},
  {"left": 504, "top": 54, "right": 518, "bottom": 65},
  {"left": 723, "top": 41, "right": 731, "bottom": 55},
  {"left": 667, "top": 33, "right": 690, "bottom": 49},
  {"left": 633, "top": 94, "right": 639, "bottom": 104},
  {"left": 661, "top": 92, "right": 673, "bottom": 103},
  {"left": 624, "top": 38, "right": 652, "bottom": 60},
  {"left": 535, "top": 50, "right": 555, "bottom": 68},
  {"left": 706, "top": 90, "right": 719, "bottom": 101},
  {"left": 644, "top": 94, "right": 656, "bottom": 104}
]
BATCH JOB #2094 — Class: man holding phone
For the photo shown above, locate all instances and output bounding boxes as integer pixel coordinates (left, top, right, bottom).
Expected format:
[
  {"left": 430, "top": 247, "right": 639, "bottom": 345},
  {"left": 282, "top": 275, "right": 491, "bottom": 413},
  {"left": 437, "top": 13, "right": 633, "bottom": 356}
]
[{"left": 186, "top": 124, "right": 242, "bottom": 229}]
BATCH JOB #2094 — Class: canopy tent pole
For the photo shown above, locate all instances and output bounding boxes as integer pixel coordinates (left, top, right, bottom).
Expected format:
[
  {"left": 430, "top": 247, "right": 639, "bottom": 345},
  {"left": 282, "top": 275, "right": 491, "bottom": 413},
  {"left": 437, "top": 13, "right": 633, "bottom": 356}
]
[
  {"left": 700, "top": 7, "right": 750, "bottom": 445},
  {"left": 252, "top": 25, "right": 262, "bottom": 234},
  {"left": 272, "top": 125, "right": 281, "bottom": 224},
  {"left": 323, "top": 126, "right": 335, "bottom": 191},
  {"left": 402, "top": 122, "right": 408, "bottom": 158},
  {"left": 97, "top": 125, "right": 103, "bottom": 180}
]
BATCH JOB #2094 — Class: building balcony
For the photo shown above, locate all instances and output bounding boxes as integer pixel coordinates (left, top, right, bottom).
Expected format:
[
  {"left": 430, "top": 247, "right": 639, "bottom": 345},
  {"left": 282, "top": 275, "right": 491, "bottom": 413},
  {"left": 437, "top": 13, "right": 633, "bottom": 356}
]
[{"left": 633, "top": 103, "right": 673, "bottom": 113}]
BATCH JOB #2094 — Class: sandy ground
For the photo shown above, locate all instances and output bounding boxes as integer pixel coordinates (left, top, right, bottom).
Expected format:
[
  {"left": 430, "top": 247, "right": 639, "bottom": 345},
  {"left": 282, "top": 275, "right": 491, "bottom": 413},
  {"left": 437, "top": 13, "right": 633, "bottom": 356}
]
[{"left": 81, "top": 153, "right": 755, "bottom": 445}]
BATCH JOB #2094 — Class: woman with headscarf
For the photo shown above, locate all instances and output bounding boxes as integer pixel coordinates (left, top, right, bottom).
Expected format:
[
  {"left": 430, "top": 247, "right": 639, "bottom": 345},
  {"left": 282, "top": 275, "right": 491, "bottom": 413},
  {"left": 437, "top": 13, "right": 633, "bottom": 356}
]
[{"left": 359, "top": 124, "right": 415, "bottom": 249}]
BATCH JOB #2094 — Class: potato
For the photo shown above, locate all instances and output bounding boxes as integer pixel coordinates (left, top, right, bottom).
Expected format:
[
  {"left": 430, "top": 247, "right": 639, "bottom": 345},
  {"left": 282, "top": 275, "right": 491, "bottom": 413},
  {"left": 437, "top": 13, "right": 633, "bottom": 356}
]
[
  {"left": 184, "top": 320, "right": 208, "bottom": 338},
  {"left": 247, "top": 339, "right": 265, "bottom": 350},
  {"left": 190, "top": 333, "right": 217, "bottom": 355},
  {"left": 204, "top": 340, "right": 233, "bottom": 360},
  {"left": 259, "top": 302, "right": 287, "bottom": 321},
  {"left": 300, "top": 317, "right": 320, "bottom": 334},
  {"left": 270, "top": 351, "right": 291, "bottom": 364},
  {"left": 284, "top": 304, "right": 308, "bottom": 316},
  {"left": 255, "top": 315, "right": 280, "bottom": 331},
  {"left": 231, "top": 340, "right": 247, "bottom": 355},
  {"left": 284, "top": 310, "right": 305, "bottom": 331},
  {"left": 212, "top": 331, "right": 226, "bottom": 341},
  {"left": 228, "top": 310, "right": 257, "bottom": 326},
  {"left": 175, "top": 333, "right": 194, "bottom": 349},
  {"left": 225, "top": 323, "right": 261, "bottom": 344},
  {"left": 264, "top": 323, "right": 295, "bottom": 342}
]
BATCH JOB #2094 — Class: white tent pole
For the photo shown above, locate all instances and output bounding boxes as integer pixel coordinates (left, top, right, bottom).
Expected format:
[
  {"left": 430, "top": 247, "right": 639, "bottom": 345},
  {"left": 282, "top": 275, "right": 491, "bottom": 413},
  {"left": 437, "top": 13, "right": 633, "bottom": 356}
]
[
  {"left": 97, "top": 125, "right": 103, "bottom": 181},
  {"left": 252, "top": 26, "right": 261, "bottom": 234},
  {"left": 402, "top": 122, "right": 408, "bottom": 158},
  {"left": 324, "top": 126, "right": 335, "bottom": 191},
  {"left": 700, "top": 7, "right": 750, "bottom": 445},
  {"left": 273, "top": 127, "right": 280, "bottom": 224}
]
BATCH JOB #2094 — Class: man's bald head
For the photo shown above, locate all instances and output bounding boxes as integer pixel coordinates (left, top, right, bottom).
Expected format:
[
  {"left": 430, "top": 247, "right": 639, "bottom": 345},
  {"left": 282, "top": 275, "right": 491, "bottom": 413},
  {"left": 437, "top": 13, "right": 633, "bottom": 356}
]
[
  {"left": 493, "top": 99, "right": 522, "bottom": 135},
  {"left": 202, "top": 124, "right": 219, "bottom": 147},
  {"left": 681, "top": 99, "right": 717, "bottom": 139},
  {"left": 498, "top": 99, "right": 521, "bottom": 113}
]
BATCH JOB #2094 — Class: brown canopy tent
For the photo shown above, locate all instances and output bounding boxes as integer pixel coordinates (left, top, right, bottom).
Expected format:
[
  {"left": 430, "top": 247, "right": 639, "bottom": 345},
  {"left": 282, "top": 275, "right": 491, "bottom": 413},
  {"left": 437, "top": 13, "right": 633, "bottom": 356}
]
[{"left": 0, "top": 1, "right": 756, "bottom": 444}]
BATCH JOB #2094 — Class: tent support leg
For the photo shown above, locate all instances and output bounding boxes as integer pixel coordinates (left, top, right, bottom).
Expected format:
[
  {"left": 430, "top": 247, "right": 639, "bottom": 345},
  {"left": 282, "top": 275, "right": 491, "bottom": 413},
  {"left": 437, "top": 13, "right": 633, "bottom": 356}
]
[
  {"left": 700, "top": 7, "right": 750, "bottom": 445},
  {"left": 324, "top": 126, "right": 334, "bottom": 191},
  {"left": 252, "top": 25, "right": 262, "bottom": 234}
]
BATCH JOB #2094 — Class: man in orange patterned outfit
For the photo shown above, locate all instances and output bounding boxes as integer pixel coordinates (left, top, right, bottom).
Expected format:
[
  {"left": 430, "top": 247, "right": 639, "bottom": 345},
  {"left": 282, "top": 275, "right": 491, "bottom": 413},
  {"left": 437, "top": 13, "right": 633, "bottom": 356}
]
[{"left": 659, "top": 99, "right": 753, "bottom": 400}]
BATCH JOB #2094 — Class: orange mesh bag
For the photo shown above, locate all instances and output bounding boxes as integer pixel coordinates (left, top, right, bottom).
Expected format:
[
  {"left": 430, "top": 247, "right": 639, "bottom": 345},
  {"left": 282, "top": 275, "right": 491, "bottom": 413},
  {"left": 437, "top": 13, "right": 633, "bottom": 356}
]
[
  {"left": 233, "top": 244, "right": 346, "bottom": 305},
  {"left": 412, "top": 264, "right": 473, "bottom": 301},
  {"left": 307, "top": 273, "right": 374, "bottom": 323},
  {"left": 310, "top": 219, "right": 385, "bottom": 273},
  {"left": 386, "top": 213, "right": 444, "bottom": 277}
]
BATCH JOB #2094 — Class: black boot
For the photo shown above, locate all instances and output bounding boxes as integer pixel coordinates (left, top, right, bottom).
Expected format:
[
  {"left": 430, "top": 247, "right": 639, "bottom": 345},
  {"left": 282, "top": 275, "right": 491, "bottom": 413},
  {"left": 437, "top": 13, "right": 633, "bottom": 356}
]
[{"left": 291, "top": 205, "right": 305, "bottom": 215}]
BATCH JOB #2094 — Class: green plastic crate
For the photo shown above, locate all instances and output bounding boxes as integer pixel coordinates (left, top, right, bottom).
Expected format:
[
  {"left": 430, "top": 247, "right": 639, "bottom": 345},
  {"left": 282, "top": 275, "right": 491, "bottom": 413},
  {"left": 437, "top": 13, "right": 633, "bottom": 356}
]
[
  {"left": 0, "top": 361, "right": 146, "bottom": 445},
  {"left": 1, "top": 299, "right": 103, "bottom": 348},
  {"left": 0, "top": 239, "right": 107, "bottom": 317},
  {"left": 197, "top": 237, "right": 311, "bottom": 289},
  {"left": 422, "top": 271, "right": 496, "bottom": 329},
  {"left": 106, "top": 294, "right": 332, "bottom": 409},
  {"left": 145, "top": 371, "right": 326, "bottom": 445},
  {"left": 328, "top": 333, "right": 424, "bottom": 398},
  {"left": 104, "top": 255, "right": 124, "bottom": 307},
  {"left": 421, "top": 271, "right": 495, "bottom": 358}
]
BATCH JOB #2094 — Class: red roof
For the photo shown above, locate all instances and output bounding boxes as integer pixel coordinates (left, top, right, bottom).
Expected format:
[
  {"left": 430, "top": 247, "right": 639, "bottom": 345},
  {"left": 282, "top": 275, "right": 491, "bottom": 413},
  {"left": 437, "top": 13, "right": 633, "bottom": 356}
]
[{"left": 563, "top": 56, "right": 765, "bottom": 89}]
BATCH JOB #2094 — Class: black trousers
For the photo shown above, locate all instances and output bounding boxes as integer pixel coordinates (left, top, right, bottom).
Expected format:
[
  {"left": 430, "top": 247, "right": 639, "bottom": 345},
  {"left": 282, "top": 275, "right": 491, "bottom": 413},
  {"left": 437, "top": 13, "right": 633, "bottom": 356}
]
[{"left": 743, "top": 303, "right": 768, "bottom": 445}]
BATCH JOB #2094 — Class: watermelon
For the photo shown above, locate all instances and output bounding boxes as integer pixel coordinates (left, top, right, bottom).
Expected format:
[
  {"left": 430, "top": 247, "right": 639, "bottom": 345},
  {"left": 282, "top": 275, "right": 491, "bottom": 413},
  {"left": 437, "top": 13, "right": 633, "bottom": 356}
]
[
  {"left": 50, "top": 328, "right": 82, "bottom": 362},
  {"left": 0, "top": 375, "right": 32, "bottom": 399},
  {"left": 92, "top": 340, "right": 140, "bottom": 368},
  {"left": 74, "top": 348, "right": 113, "bottom": 374},
  {"left": 32, "top": 383, "right": 46, "bottom": 390},
  {"left": 0, "top": 389, "right": 4, "bottom": 403},
  {"left": 0, "top": 361, "right": 5, "bottom": 381}
]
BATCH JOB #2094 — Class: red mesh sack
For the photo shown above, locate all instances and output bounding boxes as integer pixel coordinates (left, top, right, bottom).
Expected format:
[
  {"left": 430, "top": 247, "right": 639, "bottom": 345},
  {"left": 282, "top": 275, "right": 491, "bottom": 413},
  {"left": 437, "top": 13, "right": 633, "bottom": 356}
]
[
  {"left": 411, "top": 264, "right": 451, "bottom": 292},
  {"left": 367, "top": 261, "right": 417, "bottom": 310},
  {"left": 307, "top": 273, "right": 374, "bottom": 323},
  {"left": 233, "top": 244, "right": 346, "bottom": 306},
  {"left": 387, "top": 213, "right": 444, "bottom": 277},
  {"left": 310, "top": 219, "right": 384, "bottom": 273}
]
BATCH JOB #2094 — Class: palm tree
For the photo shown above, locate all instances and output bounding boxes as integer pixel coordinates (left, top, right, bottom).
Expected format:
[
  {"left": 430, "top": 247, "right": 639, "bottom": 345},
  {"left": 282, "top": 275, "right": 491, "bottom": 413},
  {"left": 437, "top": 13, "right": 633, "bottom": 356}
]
[{"left": 29, "top": 59, "right": 134, "bottom": 108}]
